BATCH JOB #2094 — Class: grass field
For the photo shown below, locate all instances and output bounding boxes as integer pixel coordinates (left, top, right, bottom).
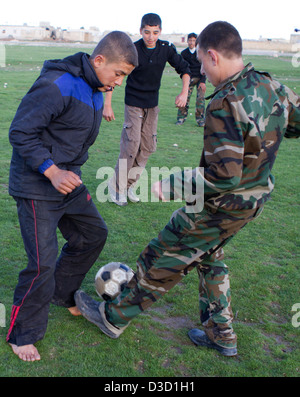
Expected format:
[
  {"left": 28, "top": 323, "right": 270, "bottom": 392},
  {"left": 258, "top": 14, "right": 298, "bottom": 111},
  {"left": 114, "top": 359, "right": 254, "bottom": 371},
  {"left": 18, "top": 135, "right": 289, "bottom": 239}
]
[{"left": 0, "top": 43, "right": 299, "bottom": 378}]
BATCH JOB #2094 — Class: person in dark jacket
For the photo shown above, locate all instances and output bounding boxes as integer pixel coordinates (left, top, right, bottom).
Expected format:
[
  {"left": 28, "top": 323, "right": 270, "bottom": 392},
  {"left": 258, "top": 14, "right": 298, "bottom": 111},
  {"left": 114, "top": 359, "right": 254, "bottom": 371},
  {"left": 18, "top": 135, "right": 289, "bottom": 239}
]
[
  {"left": 7, "top": 31, "right": 138, "bottom": 362},
  {"left": 104, "top": 13, "right": 191, "bottom": 206},
  {"left": 176, "top": 32, "right": 206, "bottom": 127}
]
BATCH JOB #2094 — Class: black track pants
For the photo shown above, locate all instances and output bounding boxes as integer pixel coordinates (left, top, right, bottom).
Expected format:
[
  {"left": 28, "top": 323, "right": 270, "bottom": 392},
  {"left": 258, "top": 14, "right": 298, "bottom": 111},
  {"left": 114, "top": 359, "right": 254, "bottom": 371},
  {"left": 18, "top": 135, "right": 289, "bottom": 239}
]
[{"left": 6, "top": 186, "right": 108, "bottom": 346}]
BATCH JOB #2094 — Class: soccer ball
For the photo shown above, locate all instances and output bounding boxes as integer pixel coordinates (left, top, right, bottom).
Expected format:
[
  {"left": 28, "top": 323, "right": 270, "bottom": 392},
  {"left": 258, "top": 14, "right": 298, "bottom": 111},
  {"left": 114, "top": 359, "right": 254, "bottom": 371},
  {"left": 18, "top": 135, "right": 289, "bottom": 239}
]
[{"left": 95, "top": 262, "right": 134, "bottom": 301}]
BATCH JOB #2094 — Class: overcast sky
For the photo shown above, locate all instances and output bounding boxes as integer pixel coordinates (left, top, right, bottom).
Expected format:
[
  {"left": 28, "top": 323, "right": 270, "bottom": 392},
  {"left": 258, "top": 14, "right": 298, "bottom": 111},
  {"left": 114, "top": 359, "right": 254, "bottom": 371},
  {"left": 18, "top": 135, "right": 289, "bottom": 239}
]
[{"left": 1, "top": 0, "right": 299, "bottom": 40}]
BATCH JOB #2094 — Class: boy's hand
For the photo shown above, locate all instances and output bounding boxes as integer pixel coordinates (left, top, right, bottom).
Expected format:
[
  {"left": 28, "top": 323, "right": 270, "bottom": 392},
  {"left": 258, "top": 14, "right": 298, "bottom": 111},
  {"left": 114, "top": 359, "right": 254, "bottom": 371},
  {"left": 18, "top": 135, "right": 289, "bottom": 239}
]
[
  {"left": 198, "top": 82, "right": 206, "bottom": 94},
  {"left": 103, "top": 90, "right": 115, "bottom": 122},
  {"left": 175, "top": 73, "right": 190, "bottom": 108},
  {"left": 175, "top": 91, "right": 188, "bottom": 108},
  {"left": 44, "top": 164, "right": 82, "bottom": 195},
  {"left": 103, "top": 103, "right": 115, "bottom": 122}
]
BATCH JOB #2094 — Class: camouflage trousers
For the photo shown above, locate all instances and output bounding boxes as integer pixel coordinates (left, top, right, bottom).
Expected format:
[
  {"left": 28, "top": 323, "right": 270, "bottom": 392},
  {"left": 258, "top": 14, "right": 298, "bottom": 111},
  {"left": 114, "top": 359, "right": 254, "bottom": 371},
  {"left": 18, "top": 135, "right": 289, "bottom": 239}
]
[
  {"left": 177, "top": 78, "right": 205, "bottom": 124},
  {"left": 105, "top": 204, "right": 263, "bottom": 348}
]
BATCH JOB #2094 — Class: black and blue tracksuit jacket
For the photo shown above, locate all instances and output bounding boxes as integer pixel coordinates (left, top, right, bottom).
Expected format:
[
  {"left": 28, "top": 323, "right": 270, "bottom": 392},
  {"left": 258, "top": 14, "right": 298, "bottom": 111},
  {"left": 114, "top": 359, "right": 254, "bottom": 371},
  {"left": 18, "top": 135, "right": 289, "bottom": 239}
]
[{"left": 9, "top": 52, "right": 104, "bottom": 200}]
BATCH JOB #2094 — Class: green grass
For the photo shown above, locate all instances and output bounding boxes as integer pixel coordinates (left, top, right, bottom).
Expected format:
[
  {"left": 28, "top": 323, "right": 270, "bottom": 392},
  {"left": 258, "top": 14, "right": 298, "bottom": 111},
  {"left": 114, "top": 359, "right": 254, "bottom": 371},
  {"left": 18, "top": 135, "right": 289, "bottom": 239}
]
[{"left": 0, "top": 45, "right": 299, "bottom": 378}]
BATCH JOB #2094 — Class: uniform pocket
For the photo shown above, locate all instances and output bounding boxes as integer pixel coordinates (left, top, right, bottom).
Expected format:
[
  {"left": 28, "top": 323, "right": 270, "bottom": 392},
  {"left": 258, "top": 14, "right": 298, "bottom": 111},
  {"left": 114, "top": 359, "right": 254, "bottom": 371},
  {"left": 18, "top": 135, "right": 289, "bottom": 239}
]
[
  {"left": 122, "top": 122, "right": 134, "bottom": 141},
  {"left": 143, "top": 133, "right": 157, "bottom": 153},
  {"left": 120, "top": 122, "right": 140, "bottom": 158}
]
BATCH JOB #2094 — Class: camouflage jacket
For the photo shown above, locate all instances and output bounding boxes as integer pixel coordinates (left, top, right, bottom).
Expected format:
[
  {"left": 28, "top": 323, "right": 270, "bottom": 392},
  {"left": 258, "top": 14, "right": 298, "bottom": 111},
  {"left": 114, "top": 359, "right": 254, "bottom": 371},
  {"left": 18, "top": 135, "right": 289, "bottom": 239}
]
[{"left": 162, "top": 63, "right": 300, "bottom": 211}]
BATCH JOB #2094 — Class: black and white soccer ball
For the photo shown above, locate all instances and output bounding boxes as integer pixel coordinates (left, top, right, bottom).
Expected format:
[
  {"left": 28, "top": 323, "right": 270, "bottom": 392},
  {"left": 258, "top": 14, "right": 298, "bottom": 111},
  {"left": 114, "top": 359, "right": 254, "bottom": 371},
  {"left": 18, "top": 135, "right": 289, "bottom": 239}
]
[{"left": 95, "top": 262, "right": 134, "bottom": 301}]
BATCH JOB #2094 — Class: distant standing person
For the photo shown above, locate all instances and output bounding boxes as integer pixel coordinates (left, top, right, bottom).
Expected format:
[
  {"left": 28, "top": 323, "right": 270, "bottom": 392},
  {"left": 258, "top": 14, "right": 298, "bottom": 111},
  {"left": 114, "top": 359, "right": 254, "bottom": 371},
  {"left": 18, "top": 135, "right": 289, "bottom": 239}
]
[
  {"left": 104, "top": 13, "right": 191, "bottom": 206},
  {"left": 176, "top": 33, "right": 206, "bottom": 127}
]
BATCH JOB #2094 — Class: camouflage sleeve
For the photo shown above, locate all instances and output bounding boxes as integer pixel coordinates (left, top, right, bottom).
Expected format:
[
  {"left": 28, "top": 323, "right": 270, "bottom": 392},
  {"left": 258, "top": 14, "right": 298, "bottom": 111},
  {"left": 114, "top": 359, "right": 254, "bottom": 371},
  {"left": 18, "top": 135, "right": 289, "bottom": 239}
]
[
  {"left": 161, "top": 97, "right": 244, "bottom": 201},
  {"left": 161, "top": 69, "right": 300, "bottom": 208}
]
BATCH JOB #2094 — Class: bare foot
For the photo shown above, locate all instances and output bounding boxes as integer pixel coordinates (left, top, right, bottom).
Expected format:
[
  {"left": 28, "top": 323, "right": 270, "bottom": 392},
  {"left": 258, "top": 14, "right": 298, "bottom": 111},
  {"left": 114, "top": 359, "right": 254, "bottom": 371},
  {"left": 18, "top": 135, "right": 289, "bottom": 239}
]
[
  {"left": 68, "top": 306, "right": 81, "bottom": 316},
  {"left": 10, "top": 343, "right": 41, "bottom": 362}
]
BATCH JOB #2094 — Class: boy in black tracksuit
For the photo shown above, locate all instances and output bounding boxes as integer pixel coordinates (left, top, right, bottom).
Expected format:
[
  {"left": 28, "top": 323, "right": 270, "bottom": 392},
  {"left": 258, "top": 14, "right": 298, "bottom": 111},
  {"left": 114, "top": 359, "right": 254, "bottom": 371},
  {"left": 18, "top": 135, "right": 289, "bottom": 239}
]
[
  {"left": 104, "top": 13, "right": 191, "bottom": 206},
  {"left": 6, "top": 31, "right": 138, "bottom": 361}
]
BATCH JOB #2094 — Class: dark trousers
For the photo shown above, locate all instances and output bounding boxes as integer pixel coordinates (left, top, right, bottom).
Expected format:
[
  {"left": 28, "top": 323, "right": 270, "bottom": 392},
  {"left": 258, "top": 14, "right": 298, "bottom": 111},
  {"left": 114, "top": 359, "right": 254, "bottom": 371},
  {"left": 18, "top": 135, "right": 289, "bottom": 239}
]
[{"left": 6, "top": 186, "right": 108, "bottom": 346}]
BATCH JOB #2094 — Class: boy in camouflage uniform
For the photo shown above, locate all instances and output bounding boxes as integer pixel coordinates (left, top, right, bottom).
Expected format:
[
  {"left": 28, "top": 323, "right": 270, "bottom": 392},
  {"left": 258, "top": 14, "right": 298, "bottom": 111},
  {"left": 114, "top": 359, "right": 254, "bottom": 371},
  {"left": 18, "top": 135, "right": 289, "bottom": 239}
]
[{"left": 75, "top": 22, "right": 300, "bottom": 356}]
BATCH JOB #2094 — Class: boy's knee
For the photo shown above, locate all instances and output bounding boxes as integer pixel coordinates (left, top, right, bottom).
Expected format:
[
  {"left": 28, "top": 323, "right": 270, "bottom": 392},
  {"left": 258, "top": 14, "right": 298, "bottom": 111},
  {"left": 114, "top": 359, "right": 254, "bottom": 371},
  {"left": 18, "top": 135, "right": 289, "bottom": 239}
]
[
  {"left": 93, "top": 223, "right": 108, "bottom": 246},
  {"left": 78, "top": 222, "right": 108, "bottom": 250}
]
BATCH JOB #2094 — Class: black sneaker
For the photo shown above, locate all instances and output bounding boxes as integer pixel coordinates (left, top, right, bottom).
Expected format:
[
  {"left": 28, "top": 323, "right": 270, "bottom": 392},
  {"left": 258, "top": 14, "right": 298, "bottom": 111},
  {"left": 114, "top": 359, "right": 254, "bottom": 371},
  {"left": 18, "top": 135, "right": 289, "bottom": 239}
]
[
  {"left": 188, "top": 329, "right": 237, "bottom": 356},
  {"left": 74, "top": 290, "right": 129, "bottom": 339}
]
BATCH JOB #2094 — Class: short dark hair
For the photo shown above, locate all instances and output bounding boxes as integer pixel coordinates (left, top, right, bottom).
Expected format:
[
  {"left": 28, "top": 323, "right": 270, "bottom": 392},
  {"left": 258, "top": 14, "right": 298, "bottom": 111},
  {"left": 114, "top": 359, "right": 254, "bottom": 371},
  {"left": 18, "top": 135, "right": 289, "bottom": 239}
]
[
  {"left": 188, "top": 33, "right": 197, "bottom": 40},
  {"left": 196, "top": 21, "right": 242, "bottom": 58},
  {"left": 91, "top": 31, "right": 138, "bottom": 67},
  {"left": 141, "top": 13, "right": 162, "bottom": 29}
]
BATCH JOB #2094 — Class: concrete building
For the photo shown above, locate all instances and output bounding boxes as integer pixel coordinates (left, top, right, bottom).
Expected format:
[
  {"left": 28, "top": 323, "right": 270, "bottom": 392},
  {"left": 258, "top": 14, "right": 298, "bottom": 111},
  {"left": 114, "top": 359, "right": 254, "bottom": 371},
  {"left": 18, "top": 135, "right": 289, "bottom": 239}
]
[
  {"left": 0, "top": 23, "right": 299, "bottom": 53},
  {"left": 0, "top": 23, "right": 104, "bottom": 42}
]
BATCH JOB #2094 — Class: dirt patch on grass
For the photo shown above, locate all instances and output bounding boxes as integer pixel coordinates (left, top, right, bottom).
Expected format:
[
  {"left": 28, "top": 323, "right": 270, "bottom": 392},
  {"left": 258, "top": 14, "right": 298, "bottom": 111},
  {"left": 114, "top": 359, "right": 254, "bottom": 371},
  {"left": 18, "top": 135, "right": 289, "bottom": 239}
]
[{"left": 144, "top": 305, "right": 198, "bottom": 346}]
